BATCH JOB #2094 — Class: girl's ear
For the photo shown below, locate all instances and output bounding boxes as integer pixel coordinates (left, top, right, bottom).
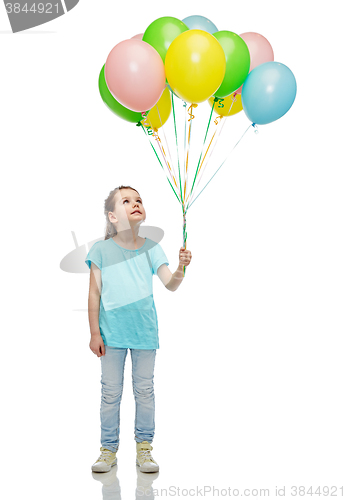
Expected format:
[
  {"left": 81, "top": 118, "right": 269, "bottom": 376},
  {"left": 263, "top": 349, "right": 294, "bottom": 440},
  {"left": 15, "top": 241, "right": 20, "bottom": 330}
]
[{"left": 108, "top": 211, "right": 117, "bottom": 223}]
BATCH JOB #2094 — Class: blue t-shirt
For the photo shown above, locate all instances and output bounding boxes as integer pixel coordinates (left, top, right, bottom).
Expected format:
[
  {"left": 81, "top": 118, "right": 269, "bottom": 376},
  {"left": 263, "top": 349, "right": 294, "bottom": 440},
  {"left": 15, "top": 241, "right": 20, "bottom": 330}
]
[{"left": 85, "top": 237, "right": 169, "bottom": 349}]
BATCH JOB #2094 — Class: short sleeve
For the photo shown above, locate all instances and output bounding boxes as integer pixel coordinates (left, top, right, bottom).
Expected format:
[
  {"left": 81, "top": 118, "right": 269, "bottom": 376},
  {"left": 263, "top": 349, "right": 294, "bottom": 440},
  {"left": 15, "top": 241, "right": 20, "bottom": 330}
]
[
  {"left": 85, "top": 242, "right": 102, "bottom": 270},
  {"left": 151, "top": 243, "right": 169, "bottom": 275}
]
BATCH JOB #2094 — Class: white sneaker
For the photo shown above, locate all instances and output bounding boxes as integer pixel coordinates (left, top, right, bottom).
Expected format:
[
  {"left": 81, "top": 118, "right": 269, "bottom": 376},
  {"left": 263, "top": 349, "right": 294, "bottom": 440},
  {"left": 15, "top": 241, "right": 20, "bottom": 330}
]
[
  {"left": 92, "top": 447, "right": 117, "bottom": 472},
  {"left": 136, "top": 441, "right": 159, "bottom": 473}
]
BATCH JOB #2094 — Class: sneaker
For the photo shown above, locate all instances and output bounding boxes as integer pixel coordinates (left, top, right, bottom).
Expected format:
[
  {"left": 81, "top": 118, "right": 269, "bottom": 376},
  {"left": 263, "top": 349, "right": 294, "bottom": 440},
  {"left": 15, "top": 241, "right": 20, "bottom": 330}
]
[
  {"left": 136, "top": 441, "right": 159, "bottom": 473},
  {"left": 92, "top": 464, "right": 119, "bottom": 486},
  {"left": 91, "top": 447, "right": 117, "bottom": 472}
]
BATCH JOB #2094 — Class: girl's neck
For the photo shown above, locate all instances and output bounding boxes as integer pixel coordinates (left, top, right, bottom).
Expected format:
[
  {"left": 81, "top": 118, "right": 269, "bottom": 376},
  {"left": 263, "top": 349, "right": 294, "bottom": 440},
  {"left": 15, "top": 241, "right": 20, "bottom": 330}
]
[{"left": 112, "top": 229, "right": 143, "bottom": 248}]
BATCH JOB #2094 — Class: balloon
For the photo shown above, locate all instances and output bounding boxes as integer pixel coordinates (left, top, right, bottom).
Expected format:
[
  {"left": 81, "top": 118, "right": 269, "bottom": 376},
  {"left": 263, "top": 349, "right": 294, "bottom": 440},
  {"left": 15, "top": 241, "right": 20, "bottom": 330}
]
[
  {"left": 241, "top": 32, "right": 274, "bottom": 71},
  {"left": 131, "top": 33, "right": 144, "bottom": 40},
  {"left": 143, "top": 17, "right": 188, "bottom": 65},
  {"left": 208, "top": 93, "right": 243, "bottom": 117},
  {"left": 141, "top": 86, "right": 172, "bottom": 130},
  {"left": 213, "top": 31, "right": 250, "bottom": 98},
  {"left": 234, "top": 32, "right": 274, "bottom": 94},
  {"left": 166, "top": 83, "right": 180, "bottom": 100},
  {"left": 105, "top": 39, "right": 166, "bottom": 112},
  {"left": 98, "top": 64, "right": 143, "bottom": 123},
  {"left": 165, "top": 30, "right": 226, "bottom": 103},
  {"left": 241, "top": 62, "right": 297, "bottom": 125},
  {"left": 182, "top": 15, "right": 218, "bottom": 34}
]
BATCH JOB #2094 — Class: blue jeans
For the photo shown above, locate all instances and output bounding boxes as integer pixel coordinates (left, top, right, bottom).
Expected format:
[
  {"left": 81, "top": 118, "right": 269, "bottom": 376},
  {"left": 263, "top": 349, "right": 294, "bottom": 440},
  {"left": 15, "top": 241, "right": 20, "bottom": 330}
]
[{"left": 100, "top": 347, "right": 156, "bottom": 452}]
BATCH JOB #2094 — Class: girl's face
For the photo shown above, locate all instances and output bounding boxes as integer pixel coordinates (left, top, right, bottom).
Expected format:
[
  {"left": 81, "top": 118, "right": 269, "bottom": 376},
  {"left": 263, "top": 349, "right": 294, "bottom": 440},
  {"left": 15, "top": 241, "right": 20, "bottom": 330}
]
[{"left": 109, "top": 188, "right": 146, "bottom": 231}]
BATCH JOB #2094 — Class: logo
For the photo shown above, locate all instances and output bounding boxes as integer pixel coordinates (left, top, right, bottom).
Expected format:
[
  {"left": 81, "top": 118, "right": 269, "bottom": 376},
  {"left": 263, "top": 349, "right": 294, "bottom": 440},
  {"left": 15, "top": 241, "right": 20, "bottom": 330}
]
[
  {"left": 3, "top": 0, "right": 79, "bottom": 33},
  {"left": 60, "top": 227, "right": 165, "bottom": 274}
]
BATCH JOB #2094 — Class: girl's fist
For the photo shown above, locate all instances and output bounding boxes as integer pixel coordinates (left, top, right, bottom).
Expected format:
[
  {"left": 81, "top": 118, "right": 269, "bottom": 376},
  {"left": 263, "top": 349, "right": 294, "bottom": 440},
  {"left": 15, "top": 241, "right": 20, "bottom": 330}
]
[
  {"left": 179, "top": 247, "right": 192, "bottom": 267},
  {"left": 90, "top": 334, "right": 105, "bottom": 357}
]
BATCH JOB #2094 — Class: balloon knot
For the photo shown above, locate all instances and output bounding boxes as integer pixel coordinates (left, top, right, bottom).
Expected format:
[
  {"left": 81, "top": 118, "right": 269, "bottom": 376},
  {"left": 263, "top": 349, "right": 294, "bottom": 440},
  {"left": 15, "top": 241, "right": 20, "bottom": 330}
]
[{"left": 188, "top": 103, "right": 198, "bottom": 121}]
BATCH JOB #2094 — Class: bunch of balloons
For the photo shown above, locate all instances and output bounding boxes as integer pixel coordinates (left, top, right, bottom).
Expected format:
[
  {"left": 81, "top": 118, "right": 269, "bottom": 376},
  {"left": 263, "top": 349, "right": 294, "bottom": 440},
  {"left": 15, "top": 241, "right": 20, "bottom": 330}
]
[
  {"left": 99, "top": 15, "right": 297, "bottom": 127},
  {"left": 99, "top": 15, "right": 297, "bottom": 275}
]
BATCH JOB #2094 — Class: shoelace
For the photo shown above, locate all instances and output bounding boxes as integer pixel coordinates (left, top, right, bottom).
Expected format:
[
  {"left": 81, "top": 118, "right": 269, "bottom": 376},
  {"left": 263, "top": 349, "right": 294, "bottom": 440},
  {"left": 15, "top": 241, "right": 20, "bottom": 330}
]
[
  {"left": 98, "top": 449, "right": 114, "bottom": 462},
  {"left": 138, "top": 449, "right": 155, "bottom": 463}
]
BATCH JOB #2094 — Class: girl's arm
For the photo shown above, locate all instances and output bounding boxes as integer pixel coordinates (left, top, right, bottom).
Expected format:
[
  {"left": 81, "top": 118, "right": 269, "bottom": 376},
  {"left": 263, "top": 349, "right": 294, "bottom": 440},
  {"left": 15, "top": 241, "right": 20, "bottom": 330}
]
[
  {"left": 88, "top": 263, "right": 105, "bottom": 357},
  {"left": 157, "top": 247, "right": 192, "bottom": 292}
]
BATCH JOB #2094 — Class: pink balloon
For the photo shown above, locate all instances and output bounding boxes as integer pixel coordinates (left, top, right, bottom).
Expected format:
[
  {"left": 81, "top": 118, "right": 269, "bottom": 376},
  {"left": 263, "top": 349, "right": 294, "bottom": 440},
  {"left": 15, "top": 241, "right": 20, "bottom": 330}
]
[
  {"left": 240, "top": 32, "right": 274, "bottom": 70},
  {"left": 131, "top": 33, "right": 144, "bottom": 40},
  {"left": 234, "top": 32, "right": 274, "bottom": 95},
  {"left": 105, "top": 39, "right": 166, "bottom": 112}
]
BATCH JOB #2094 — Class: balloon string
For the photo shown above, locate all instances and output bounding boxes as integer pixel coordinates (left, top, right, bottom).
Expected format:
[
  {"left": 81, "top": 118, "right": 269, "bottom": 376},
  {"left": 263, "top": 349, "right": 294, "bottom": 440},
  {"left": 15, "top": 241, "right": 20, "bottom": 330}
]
[
  {"left": 186, "top": 94, "right": 240, "bottom": 209},
  {"left": 155, "top": 103, "right": 179, "bottom": 189},
  {"left": 182, "top": 205, "right": 187, "bottom": 277},
  {"left": 184, "top": 121, "right": 192, "bottom": 202},
  {"left": 188, "top": 103, "right": 198, "bottom": 121},
  {"left": 215, "top": 97, "right": 225, "bottom": 109},
  {"left": 181, "top": 102, "right": 198, "bottom": 275},
  {"left": 182, "top": 102, "right": 188, "bottom": 201},
  {"left": 171, "top": 92, "right": 183, "bottom": 203},
  {"left": 186, "top": 123, "right": 253, "bottom": 211},
  {"left": 149, "top": 102, "right": 188, "bottom": 277},
  {"left": 227, "top": 93, "right": 237, "bottom": 113},
  {"left": 184, "top": 104, "right": 198, "bottom": 202},
  {"left": 186, "top": 99, "right": 215, "bottom": 206},
  {"left": 189, "top": 112, "right": 227, "bottom": 203},
  {"left": 139, "top": 123, "right": 181, "bottom": 205},
  {"left": 214, "top": 94, "right": 236, "bottom": 118},
  {"left": 152, "top": 128, "right": 180, "bottom": 193},
  {"left": 195, "top": 127, "right": 219, "bottom": 178}
]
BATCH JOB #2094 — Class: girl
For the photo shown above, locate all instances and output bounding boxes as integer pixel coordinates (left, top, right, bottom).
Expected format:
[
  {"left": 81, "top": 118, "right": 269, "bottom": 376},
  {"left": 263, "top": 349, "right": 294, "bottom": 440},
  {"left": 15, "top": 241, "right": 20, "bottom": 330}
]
[{"left": 85, "top": 185, "right": 192, "bottom": 473}]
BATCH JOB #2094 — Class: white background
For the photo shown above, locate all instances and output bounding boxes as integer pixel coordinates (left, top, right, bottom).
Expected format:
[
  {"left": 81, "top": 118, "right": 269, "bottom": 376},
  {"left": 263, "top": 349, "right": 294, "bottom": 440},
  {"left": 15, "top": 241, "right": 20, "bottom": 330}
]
[{"left": 1, "top": 0, "right": 346, "bottom": 498}]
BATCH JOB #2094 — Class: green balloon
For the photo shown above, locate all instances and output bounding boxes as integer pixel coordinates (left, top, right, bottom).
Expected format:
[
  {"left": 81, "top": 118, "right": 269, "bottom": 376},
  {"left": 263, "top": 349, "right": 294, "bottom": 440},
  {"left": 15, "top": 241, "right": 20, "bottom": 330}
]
[
  {"left": 213, "top": 31, "right": 251, "bottom": 98},
  {"left": 143, "top": 16, "right": 189, "bottom": 64},
  {"left": 98, "top": 65, "right": 143, "bottom": 123}
]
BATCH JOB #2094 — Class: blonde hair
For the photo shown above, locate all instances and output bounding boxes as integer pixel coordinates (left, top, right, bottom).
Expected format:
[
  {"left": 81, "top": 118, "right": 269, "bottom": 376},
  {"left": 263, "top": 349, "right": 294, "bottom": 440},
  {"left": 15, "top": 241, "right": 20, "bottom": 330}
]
[{"left": 104, "top": 185, "right": 141, "bottom": 240}]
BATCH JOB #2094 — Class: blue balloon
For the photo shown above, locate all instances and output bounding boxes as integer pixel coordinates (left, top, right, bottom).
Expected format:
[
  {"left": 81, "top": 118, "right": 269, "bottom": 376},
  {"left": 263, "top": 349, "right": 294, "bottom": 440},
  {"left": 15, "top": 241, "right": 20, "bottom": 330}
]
[
  {"left": 182, "top": 15, "right": 218, "bottom": 34},
  {"left": 241, "top": 62, "right": 297, "bottom": 125}
]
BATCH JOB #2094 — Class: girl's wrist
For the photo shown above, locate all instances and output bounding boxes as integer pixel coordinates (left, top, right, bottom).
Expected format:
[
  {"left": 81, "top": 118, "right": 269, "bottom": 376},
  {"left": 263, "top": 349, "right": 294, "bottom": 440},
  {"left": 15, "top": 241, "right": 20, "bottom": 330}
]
[{"left": 91, "top": 330, "right": 101, "bottom": 338}]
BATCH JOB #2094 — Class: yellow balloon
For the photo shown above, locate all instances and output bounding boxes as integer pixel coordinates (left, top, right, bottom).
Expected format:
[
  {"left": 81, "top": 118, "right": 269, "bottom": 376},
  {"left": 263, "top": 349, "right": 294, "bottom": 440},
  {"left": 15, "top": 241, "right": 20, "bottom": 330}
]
[
  {"left": 208, "top": 93, "right": 243, "bottom": 117},
  {"left": 165, "top": 30, "right": 226, "bottom": 104},
  {"left": 141, "top": 86, "right": 172, "bottom": 130}
]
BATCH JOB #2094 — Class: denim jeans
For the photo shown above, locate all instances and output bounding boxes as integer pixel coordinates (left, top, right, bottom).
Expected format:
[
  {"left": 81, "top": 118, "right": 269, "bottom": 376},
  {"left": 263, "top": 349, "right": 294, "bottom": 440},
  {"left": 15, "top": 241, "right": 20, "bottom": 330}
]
[{"left": 100, "top": 347, "right": 156, "bottom": 452}]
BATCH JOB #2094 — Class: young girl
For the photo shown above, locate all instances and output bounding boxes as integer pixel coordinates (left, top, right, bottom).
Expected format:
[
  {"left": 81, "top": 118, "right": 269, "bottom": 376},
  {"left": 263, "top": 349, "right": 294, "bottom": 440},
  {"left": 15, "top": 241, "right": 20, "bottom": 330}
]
[{"left": 85, "top": 185, "right": 192, "bottom": 473}]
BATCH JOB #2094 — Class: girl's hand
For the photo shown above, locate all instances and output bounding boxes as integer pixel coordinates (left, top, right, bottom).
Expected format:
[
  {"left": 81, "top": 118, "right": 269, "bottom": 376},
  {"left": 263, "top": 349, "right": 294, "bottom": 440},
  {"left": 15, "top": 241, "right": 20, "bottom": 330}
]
[
  {"left": 90, "top": 334, "right": 105, "bottom": 357},
  {"left": 179, "top": 247, "right": 192, "bottom": 267}
]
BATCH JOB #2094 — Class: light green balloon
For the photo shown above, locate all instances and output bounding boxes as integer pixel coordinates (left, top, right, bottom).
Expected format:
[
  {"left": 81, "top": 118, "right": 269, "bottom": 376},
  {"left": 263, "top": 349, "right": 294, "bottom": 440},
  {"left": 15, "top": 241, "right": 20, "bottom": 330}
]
[
  {"left": 213, "top": 31, "right": 250, "bottom": 98},
  {"left": 143, "top": 16, "right": 189, "bottom": 64}
]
